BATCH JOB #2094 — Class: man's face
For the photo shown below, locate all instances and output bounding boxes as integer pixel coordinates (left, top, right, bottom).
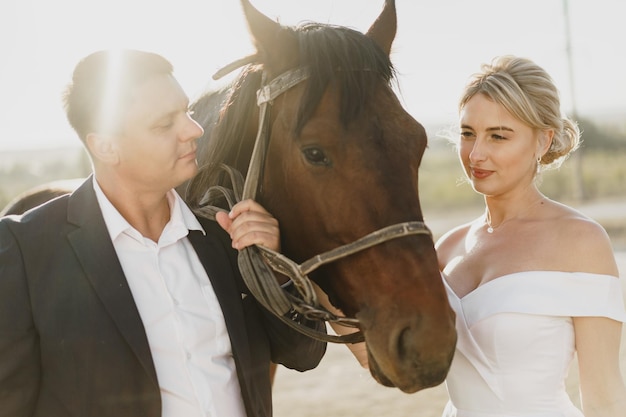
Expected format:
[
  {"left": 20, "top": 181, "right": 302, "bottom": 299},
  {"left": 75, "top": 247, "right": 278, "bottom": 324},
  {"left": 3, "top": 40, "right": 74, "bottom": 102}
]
[{"left": 110, "top": 73, "right": 204, "bottom": 193}]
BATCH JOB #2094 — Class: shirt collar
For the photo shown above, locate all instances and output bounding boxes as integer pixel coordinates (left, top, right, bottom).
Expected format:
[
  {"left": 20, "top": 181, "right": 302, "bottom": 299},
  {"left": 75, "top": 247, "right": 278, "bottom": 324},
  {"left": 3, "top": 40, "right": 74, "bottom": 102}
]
[{"left": 92, "top": 176, "right": 205, "bottom": 244}]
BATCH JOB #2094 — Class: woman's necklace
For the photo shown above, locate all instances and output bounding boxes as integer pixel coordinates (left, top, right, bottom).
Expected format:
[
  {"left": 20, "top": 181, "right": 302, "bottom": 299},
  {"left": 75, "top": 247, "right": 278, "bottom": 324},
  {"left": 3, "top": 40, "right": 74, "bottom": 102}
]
[{"left": 485, "top": 197, "right": 545, "bottom": 234}]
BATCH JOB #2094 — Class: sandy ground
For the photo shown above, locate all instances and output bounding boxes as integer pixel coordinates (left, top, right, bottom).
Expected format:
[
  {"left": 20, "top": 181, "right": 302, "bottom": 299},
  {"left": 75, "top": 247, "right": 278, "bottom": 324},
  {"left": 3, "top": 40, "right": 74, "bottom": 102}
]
[{"left": 272, "top": 201, "right": 626, "bottom": 417}]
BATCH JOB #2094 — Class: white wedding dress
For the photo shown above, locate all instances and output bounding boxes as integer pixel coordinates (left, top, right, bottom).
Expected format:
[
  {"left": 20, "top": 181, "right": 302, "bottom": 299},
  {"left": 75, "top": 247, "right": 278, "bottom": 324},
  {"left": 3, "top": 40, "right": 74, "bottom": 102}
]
[{"left": 442, "top": 271, "right": 626, "bottom": 417}]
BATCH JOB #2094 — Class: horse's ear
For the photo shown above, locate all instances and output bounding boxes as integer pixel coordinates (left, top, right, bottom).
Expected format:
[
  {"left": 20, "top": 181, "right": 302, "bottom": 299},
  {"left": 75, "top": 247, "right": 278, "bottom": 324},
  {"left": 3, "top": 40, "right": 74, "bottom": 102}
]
[
  {"left": 366, "top": 0, "right": 397, "bottom": 56},
  {"left": 240, "top": 0, "right": 298, "bottom": 74}
]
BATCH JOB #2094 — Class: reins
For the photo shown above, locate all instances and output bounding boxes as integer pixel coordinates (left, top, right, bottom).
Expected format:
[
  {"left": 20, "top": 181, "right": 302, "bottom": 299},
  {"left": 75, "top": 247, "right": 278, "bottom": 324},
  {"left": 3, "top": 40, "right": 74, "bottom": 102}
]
[{"left": 192, "top": 62, "right": 432, "bottom": 343}]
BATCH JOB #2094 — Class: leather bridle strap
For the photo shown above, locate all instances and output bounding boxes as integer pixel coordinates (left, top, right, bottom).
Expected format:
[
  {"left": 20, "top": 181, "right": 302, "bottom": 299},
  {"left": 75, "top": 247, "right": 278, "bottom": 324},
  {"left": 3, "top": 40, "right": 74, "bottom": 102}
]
[
  {"left": 257, "top": 222, "right": 432, "bottom": 307},
  {"left": 241, "top": 67, "right": 309, "bottom": 200}
]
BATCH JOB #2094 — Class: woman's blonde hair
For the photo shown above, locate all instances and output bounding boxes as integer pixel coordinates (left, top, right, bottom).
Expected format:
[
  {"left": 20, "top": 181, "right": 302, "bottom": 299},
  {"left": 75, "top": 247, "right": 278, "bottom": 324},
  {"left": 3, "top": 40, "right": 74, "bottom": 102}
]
[{"left": 459, "top": 55, "right": 580, "bottom": 170}]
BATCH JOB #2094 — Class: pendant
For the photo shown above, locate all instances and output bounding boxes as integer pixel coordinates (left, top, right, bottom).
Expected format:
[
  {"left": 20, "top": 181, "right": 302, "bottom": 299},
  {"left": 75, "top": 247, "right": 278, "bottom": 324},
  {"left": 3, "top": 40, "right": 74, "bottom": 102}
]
[{"left": 487, "top": 226, "right": 494, "bottom": 233}]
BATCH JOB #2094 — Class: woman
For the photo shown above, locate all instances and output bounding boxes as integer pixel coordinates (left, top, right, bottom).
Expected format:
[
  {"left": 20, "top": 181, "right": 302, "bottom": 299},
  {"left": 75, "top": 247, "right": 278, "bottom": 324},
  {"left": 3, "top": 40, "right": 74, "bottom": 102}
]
[{"left": 436, "top": 55, "right": 626, "bottom": 416}]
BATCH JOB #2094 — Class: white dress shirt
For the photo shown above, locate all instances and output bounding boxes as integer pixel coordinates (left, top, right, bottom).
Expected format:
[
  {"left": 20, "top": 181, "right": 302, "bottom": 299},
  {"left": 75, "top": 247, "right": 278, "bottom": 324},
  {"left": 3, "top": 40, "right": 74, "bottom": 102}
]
[{"left": 93, "top": 178, "right": 246, "bottom": 417}]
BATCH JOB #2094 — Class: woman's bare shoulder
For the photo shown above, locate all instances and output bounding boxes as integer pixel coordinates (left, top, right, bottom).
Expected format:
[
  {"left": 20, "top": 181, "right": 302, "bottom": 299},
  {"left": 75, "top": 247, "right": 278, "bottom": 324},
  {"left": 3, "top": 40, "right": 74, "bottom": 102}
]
[
  {"left": 435, "top": 220, "right": 475, "bottom": 270},
  {"left": 546, "top": 201, "right": 618, "bottom": 276},
  {"left": 435, "top": 221, "right": 473, "bottom": 249}
]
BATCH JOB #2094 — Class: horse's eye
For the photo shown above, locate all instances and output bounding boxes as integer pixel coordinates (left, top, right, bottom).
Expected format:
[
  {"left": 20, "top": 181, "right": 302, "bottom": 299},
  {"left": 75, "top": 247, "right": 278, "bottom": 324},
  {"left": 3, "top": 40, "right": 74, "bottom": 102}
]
[{"left": 302, "top": 146, "right": 331, "bottom": 166}]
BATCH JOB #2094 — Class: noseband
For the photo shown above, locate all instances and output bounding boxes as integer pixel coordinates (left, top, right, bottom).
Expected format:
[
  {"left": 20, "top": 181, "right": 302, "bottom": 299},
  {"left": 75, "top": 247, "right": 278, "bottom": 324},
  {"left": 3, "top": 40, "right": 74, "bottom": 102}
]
[{"left": 193, "top": 64, "right": 432, "bottom": 343}]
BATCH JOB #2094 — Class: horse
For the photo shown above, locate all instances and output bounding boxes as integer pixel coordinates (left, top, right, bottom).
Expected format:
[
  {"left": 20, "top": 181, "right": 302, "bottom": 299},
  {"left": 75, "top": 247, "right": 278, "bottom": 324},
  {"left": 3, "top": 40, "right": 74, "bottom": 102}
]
[
  {"left": 183, "top": 0, "right": 457, "bottom": 393},
  {"left": 0, "top": 178, "right": 83, "bottom": 216}
]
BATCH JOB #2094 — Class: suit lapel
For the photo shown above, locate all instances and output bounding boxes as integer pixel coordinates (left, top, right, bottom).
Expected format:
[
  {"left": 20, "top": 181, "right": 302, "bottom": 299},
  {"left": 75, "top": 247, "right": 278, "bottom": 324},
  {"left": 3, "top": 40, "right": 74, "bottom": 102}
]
[{"left": 66, "top": 178, "right": 158, "bottom": 385}]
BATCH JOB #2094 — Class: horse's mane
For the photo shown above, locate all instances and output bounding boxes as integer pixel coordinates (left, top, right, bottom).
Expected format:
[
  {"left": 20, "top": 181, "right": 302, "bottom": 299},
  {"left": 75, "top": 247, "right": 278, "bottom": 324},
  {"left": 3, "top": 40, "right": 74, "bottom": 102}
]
[
  {"left": 187, "top": 22, "right": 395, "bottom": 207},
  {"left": 189, "top": 85, "right": 230, "bottom": 167}
]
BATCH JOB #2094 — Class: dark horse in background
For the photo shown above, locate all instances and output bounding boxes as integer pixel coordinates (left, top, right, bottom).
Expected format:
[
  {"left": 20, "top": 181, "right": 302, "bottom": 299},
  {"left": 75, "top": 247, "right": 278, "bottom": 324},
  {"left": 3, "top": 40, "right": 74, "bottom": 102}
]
[
  {"left": 1, "top": 0, "right": 456, "bottom": 393},
  {"left": 0, "top": 179, "right": 84, "bottom": 216}
]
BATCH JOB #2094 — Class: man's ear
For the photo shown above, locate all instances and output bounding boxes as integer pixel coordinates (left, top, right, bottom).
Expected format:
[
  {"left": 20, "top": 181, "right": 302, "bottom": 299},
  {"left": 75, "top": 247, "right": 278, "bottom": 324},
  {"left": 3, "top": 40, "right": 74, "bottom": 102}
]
[{"left": 86, "top": 132, "right": 119, "bottom": 165}]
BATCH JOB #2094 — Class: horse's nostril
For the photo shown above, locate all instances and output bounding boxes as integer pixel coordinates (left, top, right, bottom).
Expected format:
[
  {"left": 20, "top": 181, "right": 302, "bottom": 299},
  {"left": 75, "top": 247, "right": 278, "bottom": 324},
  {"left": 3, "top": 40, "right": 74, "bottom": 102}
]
[
  {"left": 396, "top": 326, "right": 411, "bottom": 361},
  {"left": 394, "top": 321, "right": 455, "bottom": 388}
]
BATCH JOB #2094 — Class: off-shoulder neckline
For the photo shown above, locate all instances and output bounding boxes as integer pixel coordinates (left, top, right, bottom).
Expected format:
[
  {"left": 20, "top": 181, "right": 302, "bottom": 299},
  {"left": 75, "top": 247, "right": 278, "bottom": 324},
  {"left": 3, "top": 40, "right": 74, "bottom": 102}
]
[{"left": 442, "top": 270, "right": 619, "bottom": 301}]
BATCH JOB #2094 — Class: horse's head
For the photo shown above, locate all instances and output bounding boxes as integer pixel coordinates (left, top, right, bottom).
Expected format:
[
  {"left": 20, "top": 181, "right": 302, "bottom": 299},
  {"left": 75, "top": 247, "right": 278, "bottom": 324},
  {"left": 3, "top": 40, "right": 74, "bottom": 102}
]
[{"left": 190, "top": 0, "right": 456, "bottom": 393}]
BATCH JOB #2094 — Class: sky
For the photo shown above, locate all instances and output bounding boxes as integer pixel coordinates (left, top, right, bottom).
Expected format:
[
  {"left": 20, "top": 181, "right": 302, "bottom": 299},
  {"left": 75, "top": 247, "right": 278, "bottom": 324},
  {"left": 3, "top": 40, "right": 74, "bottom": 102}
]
[{"left": 1, "top": 0, "right": 625, "bottom": 151}]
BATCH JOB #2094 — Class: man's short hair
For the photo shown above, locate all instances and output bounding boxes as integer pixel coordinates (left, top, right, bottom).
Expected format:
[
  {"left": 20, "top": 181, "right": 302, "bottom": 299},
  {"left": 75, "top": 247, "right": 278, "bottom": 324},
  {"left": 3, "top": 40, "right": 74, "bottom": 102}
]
[{"left": 63, "top": 49, "right": 173, "bottom": 142}]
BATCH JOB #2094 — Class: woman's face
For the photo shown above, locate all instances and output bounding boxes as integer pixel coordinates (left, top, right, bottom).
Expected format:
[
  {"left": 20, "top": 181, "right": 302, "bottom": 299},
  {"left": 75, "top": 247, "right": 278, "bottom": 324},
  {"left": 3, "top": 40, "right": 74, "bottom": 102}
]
[{"left": 458, "top": 93, "right": 540, "bottom": 198}]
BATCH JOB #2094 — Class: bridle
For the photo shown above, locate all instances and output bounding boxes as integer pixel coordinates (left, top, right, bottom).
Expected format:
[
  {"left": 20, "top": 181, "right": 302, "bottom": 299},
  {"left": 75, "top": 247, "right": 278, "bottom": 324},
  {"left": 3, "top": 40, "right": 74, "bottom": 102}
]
[{"left": 192, "top": 62, "right": 432, "bottom": 343}]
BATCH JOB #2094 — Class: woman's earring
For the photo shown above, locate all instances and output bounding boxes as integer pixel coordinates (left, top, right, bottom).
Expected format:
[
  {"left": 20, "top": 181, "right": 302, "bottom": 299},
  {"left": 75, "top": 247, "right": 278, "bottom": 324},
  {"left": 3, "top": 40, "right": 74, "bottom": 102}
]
[{"left": 536, "top": 156, "right": 542, "bottom": 173}]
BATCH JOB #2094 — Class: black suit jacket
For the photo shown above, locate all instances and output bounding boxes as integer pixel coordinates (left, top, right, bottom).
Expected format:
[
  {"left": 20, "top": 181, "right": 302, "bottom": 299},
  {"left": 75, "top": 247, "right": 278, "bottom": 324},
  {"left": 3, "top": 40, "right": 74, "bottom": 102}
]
[{"left": 0, "top": 178, "right": 325, "bottom": 417}]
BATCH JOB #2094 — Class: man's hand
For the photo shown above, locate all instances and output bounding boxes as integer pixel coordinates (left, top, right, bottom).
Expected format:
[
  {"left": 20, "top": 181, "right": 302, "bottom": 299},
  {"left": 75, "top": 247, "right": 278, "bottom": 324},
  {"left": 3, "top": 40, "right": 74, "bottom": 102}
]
[{"left": 215, "top": 199, "right": 280, "bottom": 251}]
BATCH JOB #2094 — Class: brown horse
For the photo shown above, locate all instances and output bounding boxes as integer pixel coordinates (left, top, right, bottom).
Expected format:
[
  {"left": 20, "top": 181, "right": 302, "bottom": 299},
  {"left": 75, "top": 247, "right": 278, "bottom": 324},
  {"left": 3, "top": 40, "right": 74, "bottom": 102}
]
[{"left": 184, "top": 0, "right": 456, "bottom": 393}]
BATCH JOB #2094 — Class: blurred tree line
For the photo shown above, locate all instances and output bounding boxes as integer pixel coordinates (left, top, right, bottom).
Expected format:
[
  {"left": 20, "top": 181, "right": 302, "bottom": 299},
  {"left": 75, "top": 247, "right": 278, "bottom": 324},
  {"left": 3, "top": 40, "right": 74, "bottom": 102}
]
[
  {"left": 577, "top": 116, "right": 626, "bottom": 150},
  {"left": 0, "top": 117, "right": 625, "bottom": 213},
  {"left": 0, "top": 148, "right": 91, "bottom": 210}
]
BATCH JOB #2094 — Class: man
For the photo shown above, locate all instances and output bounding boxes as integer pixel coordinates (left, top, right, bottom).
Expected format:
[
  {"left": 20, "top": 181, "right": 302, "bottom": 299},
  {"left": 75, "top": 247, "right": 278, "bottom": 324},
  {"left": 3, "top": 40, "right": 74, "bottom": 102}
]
[{"left": 0, "top": 49, "right": 325, "bottom": 417}]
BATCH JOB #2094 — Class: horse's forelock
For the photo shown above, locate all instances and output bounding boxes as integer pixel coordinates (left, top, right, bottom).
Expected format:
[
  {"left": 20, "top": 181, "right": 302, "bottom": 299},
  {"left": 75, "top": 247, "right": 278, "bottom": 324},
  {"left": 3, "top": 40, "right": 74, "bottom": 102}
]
[
  {"left": 295, "top": 23, "right": 395, "bottom": 134},
  {"left": 204, "top": 23, "right": 394, "bottom": 164}
]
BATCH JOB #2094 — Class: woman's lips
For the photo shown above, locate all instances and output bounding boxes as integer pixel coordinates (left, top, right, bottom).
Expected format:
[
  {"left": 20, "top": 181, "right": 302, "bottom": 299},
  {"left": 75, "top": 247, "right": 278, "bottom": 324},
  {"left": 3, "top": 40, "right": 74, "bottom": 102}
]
[{"left": 470, "top": 168, "right": 493, "bottom": 179}]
